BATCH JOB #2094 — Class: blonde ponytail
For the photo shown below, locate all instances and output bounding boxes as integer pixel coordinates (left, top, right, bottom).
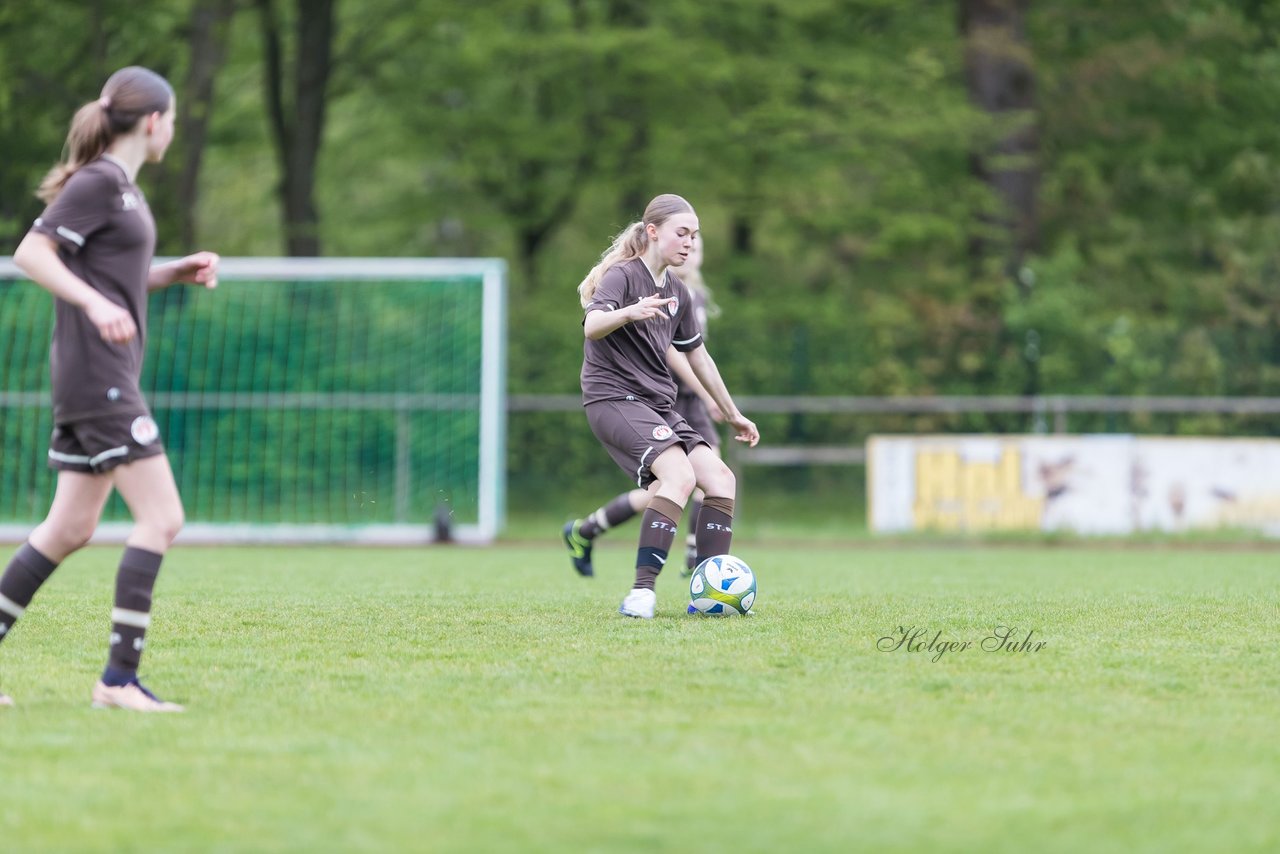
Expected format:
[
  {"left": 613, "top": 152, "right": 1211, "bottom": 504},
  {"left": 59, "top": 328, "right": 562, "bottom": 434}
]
[
  {"left": 678, "top": 234, "right": 720, "bottom": 320},
  {"left": 577, "top": 221, "right": 650, "bottom": 308},
  {"left": 679, "top": 266, "right": 721, "bottom": 320},
  {"left": 576, "top": 193, "right": 696, "bottom": 308}
]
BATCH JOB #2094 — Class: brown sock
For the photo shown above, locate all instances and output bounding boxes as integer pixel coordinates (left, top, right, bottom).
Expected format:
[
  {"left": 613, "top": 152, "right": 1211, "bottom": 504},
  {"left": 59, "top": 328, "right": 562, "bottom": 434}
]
[
  {"left": 0, "top": 543, "right": 59, "bottom": 646},
  {"left": 107, "top": 547, "right": 163, "bottom": 676},
  {"left": 695, "top": 496, "right": 735, "bottom": 563},
  {"left": 633, "top": 496, "right": 683, "bottom": 590}
]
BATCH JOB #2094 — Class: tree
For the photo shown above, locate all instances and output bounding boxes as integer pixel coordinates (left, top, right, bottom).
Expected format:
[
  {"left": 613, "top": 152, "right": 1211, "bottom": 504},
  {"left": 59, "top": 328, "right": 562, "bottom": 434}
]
[
  {"left": 960, "top": 0, "right": 1039, "bottom": 280},
  {"left": 959, "top": 0, "right": 1040, "bottom": 396},
  {"left": 258, "top": 0, "right": 336, "bottom": 256},
  {"left": 172, "top": 0, "right": 238, "bottom": 251},
  {"left": 398, "top": 2, "right": 608, "bottom": 290},
  {"left": 0, "top": 2, "right": 185, "bottom": 247}
]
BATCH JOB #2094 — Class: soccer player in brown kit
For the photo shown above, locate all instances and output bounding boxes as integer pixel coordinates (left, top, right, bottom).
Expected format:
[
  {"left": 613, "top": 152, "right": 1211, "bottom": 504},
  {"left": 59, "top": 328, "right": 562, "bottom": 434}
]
[
  {"left": 0, "top": 67, "right": 219, "bottom": 711},
  {"left": 564, "top": 232, "right": 726, "bottom": 577},
  {"left": 576, "top": 194, "right": 759, "bottom": 618}
]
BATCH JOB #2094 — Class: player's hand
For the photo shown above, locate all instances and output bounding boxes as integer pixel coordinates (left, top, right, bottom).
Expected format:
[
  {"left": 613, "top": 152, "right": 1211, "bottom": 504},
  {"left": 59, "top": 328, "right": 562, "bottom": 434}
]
[
  {"left": 627, "top": 295, "right": 670, "bottom": 323},
  {"left": 727, "top": 413, "right": 760, "bottom": 448},
  {"left": 175, "top": 251, "right": 220, "bottom": 289},
  {"left": 86, "top": 298, "right": 136, "bottom": 343}
]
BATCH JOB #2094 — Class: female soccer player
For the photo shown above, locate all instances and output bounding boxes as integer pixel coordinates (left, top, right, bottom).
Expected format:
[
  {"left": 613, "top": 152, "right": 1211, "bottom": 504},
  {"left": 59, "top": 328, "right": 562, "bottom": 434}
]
[
  {"left": 576, "top": 194, "right": 758, "bottom": 618},
  {"left": 563, "top": 232, "right": 726, "bottom": 577},
  {"left": 0, "top": 67, "right": 219, "bottom": 711}
]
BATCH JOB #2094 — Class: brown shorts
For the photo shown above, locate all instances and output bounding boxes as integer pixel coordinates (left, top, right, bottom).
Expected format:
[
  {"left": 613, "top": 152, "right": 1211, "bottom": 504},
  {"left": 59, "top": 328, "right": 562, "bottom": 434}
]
[
  {"left": 586, "top": 399, "right": 708, "bottom": 487},
  {"left": 675, "top": 394, "right": 720, "bottom": 450},
  {"left": 49, "top": 412, "right": 166, "bottom": 474}
]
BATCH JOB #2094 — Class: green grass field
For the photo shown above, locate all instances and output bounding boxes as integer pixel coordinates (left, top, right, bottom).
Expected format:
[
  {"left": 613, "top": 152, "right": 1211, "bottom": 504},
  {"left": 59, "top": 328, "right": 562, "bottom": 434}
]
[{"left": 1, "top": 541, "right": 1277, "bottom": 852}]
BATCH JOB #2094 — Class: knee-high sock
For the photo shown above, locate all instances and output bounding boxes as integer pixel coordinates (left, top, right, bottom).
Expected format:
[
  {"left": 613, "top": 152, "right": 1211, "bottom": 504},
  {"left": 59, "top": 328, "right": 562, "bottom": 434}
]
[
  {"left": 107, "top": 547, "right": 164, "bottom": 677},
  {"left": 696, "top": 496, "right": 735, "bottom": 563},
  {"left": 0, "top": 543, "right": 59, "bottom": 646},
  {"left": 633, "top": 496, "right": 683, "bottom": 591}
]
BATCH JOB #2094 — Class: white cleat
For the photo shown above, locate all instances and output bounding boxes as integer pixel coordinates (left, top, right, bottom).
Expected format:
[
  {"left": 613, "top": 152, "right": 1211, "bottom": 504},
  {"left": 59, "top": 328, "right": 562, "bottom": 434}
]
[
  {"left": 618, "top": 587, "right": 657, "bottom": 619},
  {"left": 0, "top": 691, "right": 13, "bottom": 707},
  {"left": 91, "top": 679, "right": 184, "bottom": 713}
]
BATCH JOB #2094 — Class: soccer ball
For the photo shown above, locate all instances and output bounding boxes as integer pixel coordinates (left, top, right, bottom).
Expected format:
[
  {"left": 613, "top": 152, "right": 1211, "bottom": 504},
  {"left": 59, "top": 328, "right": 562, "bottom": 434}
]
[{"left": 687, "top": 554, "right": 756, "bottom": 616}]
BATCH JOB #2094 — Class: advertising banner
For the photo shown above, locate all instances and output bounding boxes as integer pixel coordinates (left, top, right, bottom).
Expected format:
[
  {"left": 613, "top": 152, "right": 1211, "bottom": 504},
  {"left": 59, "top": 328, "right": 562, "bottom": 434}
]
[{"left": 868, "top": 435, "right": 1280, "bottom": 535}]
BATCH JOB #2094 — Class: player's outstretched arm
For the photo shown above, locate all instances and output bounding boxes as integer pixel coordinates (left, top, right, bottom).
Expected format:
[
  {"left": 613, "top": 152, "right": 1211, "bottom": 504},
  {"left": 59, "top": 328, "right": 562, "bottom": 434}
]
[
  {"left": 148, "top": 252, "right": 220, "bottom": 291},
  {"left": 685, "top": 345, "right": 759, "bottom": 447},
  {"left": 666, "top": 345, "right": 723, "bottom": 420}
]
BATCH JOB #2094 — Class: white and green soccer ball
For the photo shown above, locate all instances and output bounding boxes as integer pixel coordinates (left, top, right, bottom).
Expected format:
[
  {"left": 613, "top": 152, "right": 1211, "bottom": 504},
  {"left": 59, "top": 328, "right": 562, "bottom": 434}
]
[{"left": 687, "top": 554, "right": 756, "bottom": 616}]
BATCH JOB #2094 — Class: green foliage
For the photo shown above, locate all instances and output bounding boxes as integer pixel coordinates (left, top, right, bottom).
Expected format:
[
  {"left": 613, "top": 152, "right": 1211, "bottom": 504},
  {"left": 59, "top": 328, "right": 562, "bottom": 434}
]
[
  {"left": 1031, "top": 2, "right": 1280, "bottom": 398},
  {"left": 3, "top": 1, "right": 1280, "bottom": 497}
]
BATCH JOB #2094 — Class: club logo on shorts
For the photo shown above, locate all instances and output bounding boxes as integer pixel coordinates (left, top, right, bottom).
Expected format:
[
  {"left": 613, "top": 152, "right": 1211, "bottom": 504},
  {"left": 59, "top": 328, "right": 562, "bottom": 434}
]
[
  {"left": 131, "top": 416, "right": 160, "bottom": 446},
  {"left": 667, "top": 298, "right": 679, "bottom": 316},
  {"left": 121, "top": 192, "right": 140, "bottom": 211},
  {"left": 652, "top": 425, "right": 673, "bottom": 441},
  {"left": 106, "top": 387, "right": 121, "bottom": 401}
]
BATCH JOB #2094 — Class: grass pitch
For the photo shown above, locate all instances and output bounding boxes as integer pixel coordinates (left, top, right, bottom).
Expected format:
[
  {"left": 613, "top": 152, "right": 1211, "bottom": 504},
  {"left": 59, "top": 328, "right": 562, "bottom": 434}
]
[{"left": 1, "top": 542, "right": 1276, "bottom": 852}]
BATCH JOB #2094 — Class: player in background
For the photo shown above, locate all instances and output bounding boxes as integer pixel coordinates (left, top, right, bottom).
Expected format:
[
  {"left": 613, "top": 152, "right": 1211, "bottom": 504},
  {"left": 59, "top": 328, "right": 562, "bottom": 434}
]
[
  {"left": 0, "top": 67, "right": 219, "bottom": 711},
  {"left": 575, "top": 194, "right": 758, "bottom": 618},
  {"left": 563, "top": 232, "right": 725, "bottom": 577}
]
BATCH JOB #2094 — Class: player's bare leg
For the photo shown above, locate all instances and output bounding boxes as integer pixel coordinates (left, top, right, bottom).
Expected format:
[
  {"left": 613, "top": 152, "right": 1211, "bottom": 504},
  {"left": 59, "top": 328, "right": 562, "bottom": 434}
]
[
  {"left": 91, "top": 456, "right": 185, "bottom": 712},
  {"left": 687, "top": 444, "right": 736, "bottom": 566},
  {"left": 618, "top": 449, "right": 694, "bottom": 618},
  {"left": 0, "top": 471, "right": 112, "bottom": 706}
]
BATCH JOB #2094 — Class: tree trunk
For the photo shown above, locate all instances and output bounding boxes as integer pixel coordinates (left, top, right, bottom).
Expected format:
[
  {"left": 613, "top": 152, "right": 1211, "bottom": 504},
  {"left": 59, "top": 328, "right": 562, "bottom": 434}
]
[
  {"left": 259, "top": 0, "right": 335, "bottom": 257},
  {"left": 728, "top": 215, "right": 754, "bottom": 295},
  {"left": 175, "top": 0, "right": 237, "bottom": 251},
  {"left": 506, "top": 146, "right": 593, "bottom": 291},
  {"left": 959, "top": 0, "right": 1039, "bottom": 285}
]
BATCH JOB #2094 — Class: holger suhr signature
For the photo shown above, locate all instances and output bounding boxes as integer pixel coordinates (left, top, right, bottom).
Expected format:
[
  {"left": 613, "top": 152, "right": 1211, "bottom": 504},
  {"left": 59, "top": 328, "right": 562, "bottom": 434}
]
[{"left": 877, "top": 626, "right": 1047, "bottom": 662}]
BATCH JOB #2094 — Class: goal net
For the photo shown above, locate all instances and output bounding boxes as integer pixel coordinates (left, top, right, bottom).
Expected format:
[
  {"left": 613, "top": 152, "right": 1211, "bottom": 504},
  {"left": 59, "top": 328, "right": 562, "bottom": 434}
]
[{"left": 0, "top": 258, "right": 506, "bottom": 544}]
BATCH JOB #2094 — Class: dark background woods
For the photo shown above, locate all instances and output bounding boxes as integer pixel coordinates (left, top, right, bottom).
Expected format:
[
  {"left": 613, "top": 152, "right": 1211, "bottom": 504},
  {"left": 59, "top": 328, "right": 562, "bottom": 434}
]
[{"left": 3, "top": 1, "right": 1279, "bottom": 501}]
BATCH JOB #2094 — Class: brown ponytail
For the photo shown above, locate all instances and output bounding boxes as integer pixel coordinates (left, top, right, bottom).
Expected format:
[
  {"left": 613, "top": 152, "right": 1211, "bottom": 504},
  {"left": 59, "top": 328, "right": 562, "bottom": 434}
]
[{"left": 37, "top": 66, "right": 174, "bottom": 203}]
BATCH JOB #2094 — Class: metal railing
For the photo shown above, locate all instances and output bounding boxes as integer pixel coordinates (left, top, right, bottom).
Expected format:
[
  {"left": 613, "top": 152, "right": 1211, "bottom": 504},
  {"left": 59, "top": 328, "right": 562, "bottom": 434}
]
[
  {"left": 508, "top": 393, "right": 1280, "bottom": 418},
  {"left": 508, "top": 394, "right": 1280, "bottom": 466}
]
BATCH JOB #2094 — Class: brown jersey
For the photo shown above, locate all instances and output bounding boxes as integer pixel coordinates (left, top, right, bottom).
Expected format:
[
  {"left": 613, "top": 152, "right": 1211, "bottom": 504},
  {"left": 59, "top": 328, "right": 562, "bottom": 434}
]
[
  {"left": 580, "top": 257, "right": 703, "bottom": 411},
  {"left": 30, "top": 156, "right": 157, "bottom": 422}
]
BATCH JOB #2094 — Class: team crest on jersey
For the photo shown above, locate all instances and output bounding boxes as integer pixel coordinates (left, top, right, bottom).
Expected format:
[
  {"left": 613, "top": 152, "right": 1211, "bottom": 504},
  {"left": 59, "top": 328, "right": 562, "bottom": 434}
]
[
  {"left": 666, "top": 298, "right": 679, "bottom": 317},
  {"left": 131, "top": 416, "right": 160, "bottom": 446},
  {"left": 652, "top": 425, "right": 673, "bottom": 441},
  {"left": 121, "top": 192, "right": 139, "bottom": 211}
]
